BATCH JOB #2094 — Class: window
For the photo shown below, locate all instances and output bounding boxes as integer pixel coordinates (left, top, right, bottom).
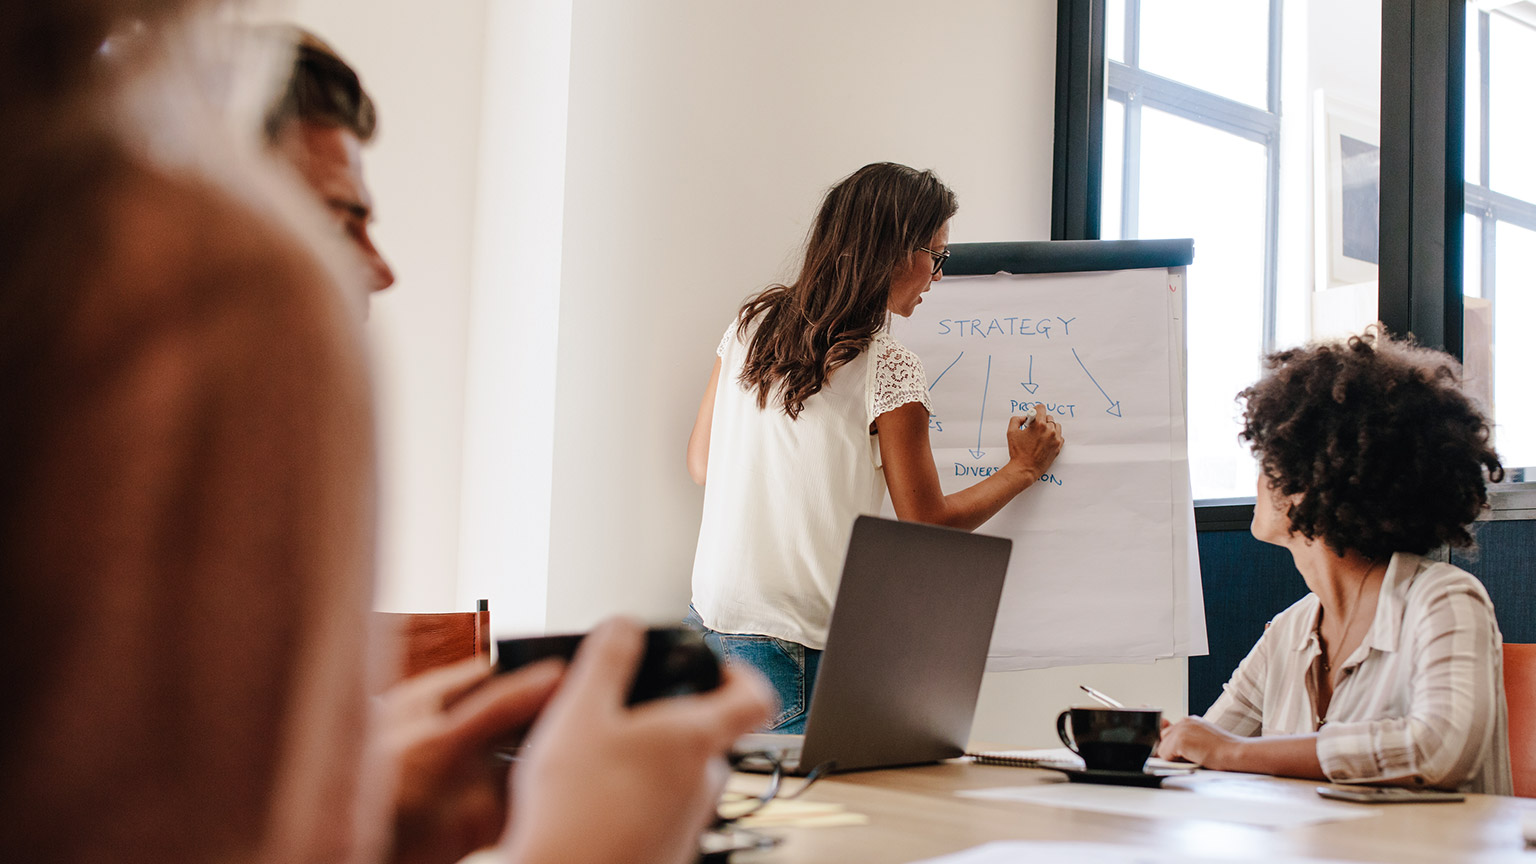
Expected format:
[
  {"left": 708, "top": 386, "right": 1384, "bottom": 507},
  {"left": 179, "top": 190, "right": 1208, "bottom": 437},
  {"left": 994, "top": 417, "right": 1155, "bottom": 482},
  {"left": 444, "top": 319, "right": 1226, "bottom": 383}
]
[
  {"left": 1101, "top": 0, "right": 1283, "bottom": 501},
  {"left": 1098, "top": 0, "right": 1408, "bottom": 502},
  {"left": 1071, "top": 0, "right": 1529, "bottom": 503},
  {"left": 1466, "top": 3, "right": 1536, "bottom": 478}
]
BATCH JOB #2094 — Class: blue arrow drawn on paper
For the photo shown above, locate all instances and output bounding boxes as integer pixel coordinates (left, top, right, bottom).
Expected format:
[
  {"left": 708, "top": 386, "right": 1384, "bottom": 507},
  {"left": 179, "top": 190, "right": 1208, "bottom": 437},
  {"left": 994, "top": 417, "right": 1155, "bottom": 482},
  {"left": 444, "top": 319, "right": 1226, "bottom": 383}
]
[
  {"left": 970, "top": 355, "right": 992, "bottom": 459},
  {"left": 928, "top": 351, "right": 963, "bottom": 391},
  {"left": 1020, "top": 354, "right": 1039, "bottom": 395},
  {"left": 1072, "top": 348, "right": 1122, "bottom": 417}
]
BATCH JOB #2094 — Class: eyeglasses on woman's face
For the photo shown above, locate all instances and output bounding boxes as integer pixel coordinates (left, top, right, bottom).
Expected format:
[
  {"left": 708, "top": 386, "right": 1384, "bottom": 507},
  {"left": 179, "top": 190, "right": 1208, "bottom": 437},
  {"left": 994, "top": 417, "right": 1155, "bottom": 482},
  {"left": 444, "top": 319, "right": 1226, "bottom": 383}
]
[{"left": 917, "top": 245, "right": 950, "bottom": 276}]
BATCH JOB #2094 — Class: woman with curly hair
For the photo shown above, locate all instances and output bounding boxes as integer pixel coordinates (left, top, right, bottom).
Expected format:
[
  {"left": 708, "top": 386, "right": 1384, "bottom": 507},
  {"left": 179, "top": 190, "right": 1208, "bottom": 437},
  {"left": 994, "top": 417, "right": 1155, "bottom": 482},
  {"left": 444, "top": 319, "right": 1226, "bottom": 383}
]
[
  {"left": 685, "top": 163, "right": 1065, "bottom": 732},
  {"left": 1157, "top": 329, "right": 1510, "bottom": 793}
]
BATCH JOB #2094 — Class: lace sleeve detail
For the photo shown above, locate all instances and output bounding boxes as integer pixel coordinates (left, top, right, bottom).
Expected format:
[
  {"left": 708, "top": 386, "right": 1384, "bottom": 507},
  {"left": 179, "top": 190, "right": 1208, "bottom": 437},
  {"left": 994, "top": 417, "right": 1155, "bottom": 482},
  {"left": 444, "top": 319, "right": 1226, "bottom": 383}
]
[
  {"left": 716, "top": 320, "right": 737, "bottom": 358},
  {"left": 867, "top": 335, "right": 933, "bottom": 426}
]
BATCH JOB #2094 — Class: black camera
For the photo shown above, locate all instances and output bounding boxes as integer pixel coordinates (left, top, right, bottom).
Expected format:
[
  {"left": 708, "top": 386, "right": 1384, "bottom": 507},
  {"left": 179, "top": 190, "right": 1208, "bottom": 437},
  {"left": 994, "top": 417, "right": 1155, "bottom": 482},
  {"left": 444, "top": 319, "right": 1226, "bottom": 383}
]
[{"left": 496, "top": 625, "right": 722, "bottom": 705}]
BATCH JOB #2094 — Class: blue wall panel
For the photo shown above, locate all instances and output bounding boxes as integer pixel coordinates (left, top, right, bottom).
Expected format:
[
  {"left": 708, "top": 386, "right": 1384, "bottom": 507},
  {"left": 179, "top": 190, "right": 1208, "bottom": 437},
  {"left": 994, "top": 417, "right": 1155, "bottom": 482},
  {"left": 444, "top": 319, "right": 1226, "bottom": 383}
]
[
  {"left": 1189, "top": 530, "right": 1304, "bottom": 714},
  {"left": 1453, "top": 521, "right": 1536, "bottom": 643},
  {"left": 1192, "top": 519, "right": 1536, "bottom": 715}
]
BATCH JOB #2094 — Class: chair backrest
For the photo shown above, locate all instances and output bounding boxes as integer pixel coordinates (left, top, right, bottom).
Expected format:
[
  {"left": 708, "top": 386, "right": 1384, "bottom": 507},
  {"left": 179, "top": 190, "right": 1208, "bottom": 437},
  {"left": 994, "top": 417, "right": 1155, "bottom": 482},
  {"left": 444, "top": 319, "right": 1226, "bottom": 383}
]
[
  {"left": 377, "top": 599, "right": 491, "bottom": 683},
  {"left": 1504, "top": 643, "right": 1536, "bottom": 797}
]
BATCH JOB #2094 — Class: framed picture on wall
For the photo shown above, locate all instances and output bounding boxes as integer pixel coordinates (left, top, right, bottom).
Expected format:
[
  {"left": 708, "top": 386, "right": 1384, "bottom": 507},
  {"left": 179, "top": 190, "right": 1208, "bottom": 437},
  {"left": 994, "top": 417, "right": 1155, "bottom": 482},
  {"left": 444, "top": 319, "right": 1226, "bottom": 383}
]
[{"left": 1313, "top": 94, "right": 1380, "bottom": 288}]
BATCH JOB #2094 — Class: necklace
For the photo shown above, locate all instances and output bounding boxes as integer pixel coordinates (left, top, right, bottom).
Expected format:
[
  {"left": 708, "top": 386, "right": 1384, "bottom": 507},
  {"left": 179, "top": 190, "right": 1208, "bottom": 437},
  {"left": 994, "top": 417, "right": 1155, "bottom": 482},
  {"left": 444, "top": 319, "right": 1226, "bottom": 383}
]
[{"left": 1321, "top": 557, "right": 1379, "bottom": 682}]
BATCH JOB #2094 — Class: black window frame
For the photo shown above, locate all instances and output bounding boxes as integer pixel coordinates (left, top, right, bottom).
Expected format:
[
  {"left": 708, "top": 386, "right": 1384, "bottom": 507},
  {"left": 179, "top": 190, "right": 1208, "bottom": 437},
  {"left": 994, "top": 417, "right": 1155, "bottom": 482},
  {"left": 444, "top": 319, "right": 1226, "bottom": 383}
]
[{"left": 1054, "top": 0, "right": 1478, "bottom": 520}]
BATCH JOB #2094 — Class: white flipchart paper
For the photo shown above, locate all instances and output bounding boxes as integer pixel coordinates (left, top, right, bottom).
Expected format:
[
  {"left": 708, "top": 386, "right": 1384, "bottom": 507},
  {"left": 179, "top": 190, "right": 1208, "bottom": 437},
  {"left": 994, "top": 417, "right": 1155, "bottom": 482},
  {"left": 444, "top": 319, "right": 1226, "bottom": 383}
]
[{"left": 885, "top": 268, "right": 1206, "bottom": 669}]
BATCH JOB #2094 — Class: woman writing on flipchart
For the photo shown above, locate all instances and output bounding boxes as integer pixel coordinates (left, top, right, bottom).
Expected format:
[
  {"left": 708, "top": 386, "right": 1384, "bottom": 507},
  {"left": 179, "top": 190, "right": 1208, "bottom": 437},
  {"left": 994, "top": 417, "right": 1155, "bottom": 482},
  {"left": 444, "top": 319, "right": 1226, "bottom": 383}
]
[
  {"left": 1157, "top": 330, "right": 1511, "bottom": 794},
  {"left": 685, "top": 162, "right": 1065, "bottom": 733}
]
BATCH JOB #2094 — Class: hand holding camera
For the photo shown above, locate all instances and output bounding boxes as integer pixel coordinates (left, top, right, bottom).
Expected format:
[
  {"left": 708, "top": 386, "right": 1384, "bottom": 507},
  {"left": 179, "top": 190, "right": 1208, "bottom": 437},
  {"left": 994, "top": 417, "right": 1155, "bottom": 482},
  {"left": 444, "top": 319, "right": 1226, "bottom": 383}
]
[
  {"left": 496, "top": 625, "right": 724, "bottom": 704},
  {"left": 499, "top": 619, "right": 772, "bottom": 864}
]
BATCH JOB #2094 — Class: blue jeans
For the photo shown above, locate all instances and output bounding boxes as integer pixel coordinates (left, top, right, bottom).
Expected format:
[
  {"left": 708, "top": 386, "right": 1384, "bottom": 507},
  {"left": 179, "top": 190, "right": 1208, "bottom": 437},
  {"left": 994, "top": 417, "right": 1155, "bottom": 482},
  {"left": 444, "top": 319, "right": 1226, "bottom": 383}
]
[{"left": 684, "top": 607, "right": 822, "bottom": 734}]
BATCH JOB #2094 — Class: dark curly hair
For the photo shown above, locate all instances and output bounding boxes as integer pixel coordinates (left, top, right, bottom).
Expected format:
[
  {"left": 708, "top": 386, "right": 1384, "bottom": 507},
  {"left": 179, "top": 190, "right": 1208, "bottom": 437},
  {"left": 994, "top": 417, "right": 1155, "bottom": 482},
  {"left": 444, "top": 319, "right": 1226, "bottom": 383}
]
[{"left": 1239, "top": 328, "right": 1503, "bottom": 558}]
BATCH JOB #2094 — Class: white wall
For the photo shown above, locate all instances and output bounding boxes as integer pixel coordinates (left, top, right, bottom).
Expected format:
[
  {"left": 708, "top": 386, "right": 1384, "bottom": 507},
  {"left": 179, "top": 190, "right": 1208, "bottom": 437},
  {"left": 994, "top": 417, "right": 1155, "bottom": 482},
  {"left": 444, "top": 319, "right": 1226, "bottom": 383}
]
[
  {"left": 286, "top": 0, "right": 489, "bottom": 613},
  {"left": 457, "top": 0, "right": 575, "bottom": 636}
]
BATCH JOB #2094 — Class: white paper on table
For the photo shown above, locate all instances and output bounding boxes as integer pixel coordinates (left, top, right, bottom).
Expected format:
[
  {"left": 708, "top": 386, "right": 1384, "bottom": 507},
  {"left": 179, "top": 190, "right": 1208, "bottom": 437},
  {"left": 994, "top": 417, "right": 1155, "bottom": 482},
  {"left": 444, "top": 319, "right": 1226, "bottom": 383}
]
[
  {"left": 956, "top": 784, "right": 1378, "bottom": 829},
  {"left": 886, "top": 268, "right": 1206, "bottom": 669},
  {"left": 914, "top": 841, "right": 1372, "bottom": 864}
]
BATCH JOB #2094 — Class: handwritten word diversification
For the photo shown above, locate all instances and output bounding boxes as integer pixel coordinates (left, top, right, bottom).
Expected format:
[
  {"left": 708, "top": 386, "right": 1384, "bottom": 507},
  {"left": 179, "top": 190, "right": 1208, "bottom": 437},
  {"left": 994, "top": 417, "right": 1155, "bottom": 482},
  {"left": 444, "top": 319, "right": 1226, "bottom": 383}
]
[{"left": 953, "top": 464, "right": 1066, "bottom": 486}]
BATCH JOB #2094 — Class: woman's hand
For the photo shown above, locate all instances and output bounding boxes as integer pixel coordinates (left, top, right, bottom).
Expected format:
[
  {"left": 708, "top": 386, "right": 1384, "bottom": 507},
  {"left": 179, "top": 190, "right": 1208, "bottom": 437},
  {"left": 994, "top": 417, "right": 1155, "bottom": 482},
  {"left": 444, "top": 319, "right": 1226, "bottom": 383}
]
[
  {"left": 378, "top": 658, "right": 565, "bottom": 864},
  {"left": 502, "top": 618, "right": 773, "bottom": 864},
  {"left": 1004, "top": 405, "right": 1064, "bottom": 478},
  {"left": 1156, "top": 716, "right": 1243, "bottom": 769},
  {"left": 1158, "top": 717, "right": 1328, "bottom": 780},
  {"left": 880, "top": 400, "right": 1064, "bottom": 531}
]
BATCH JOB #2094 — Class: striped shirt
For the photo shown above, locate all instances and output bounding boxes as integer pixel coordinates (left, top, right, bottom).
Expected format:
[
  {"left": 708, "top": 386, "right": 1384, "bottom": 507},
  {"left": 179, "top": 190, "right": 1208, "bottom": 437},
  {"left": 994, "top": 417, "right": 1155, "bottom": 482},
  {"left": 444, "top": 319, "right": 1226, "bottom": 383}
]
[{"left": 1204, "top": 552, "right": 1512, "bottom": 794}]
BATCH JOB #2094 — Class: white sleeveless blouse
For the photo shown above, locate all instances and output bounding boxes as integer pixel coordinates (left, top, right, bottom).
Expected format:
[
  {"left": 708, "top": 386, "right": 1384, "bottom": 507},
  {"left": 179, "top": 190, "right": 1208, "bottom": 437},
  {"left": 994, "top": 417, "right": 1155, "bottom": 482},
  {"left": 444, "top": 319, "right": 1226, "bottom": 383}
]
[{"left": 690, "top": 317, "right": 932, "bottom": 649}]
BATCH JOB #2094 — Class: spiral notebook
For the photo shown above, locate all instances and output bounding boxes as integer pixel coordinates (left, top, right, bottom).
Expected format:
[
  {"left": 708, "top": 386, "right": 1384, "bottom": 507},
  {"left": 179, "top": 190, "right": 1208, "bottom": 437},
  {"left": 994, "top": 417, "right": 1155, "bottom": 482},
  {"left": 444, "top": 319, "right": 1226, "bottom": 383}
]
[{"left": 965, "top": 747, "right": 1192, "bottom": 773}]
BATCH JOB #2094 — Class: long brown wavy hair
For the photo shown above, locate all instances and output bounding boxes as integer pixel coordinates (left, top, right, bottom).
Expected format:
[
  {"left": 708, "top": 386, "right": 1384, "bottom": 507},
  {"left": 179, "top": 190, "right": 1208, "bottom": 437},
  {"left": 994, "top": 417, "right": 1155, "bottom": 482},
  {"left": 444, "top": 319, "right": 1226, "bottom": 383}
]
[{"left": 736, "top": 162, "right": 957, "bottom": 418}]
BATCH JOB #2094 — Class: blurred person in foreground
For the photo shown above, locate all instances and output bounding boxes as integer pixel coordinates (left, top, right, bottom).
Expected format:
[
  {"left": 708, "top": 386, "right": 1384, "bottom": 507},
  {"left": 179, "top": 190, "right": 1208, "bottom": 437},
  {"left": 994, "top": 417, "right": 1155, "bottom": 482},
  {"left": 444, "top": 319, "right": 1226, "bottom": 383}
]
[
  {"left": 0, "top": 5, "right": 770, "bottom": 864},
  {"left": 257, "top": 27, "right": 770, "bottom": 864},
  {"left": 1158, "top": 328, "right": 1510, "bottom": 794},
  {"left": 262, "top": 29, "right": 493, "bottom": 862}
]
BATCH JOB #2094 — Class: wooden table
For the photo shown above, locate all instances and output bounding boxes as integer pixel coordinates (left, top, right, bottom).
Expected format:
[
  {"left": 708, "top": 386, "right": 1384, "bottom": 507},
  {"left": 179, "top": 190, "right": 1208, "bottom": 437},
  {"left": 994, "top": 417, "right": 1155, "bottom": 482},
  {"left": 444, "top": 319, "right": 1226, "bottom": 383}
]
[{"left": 731, "top": 761, "right": 1536, "bottom": 863}]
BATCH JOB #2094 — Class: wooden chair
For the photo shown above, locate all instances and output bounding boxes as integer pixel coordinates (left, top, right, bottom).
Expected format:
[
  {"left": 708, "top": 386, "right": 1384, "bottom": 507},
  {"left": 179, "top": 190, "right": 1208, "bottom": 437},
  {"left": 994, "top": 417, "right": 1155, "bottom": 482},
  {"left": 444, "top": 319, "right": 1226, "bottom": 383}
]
[
  {"left": 1504, "top": 643, "right": 1536, "bottom": 797},
  {"left": 377, "top": 599, "right": 491, "bottom": 683}
]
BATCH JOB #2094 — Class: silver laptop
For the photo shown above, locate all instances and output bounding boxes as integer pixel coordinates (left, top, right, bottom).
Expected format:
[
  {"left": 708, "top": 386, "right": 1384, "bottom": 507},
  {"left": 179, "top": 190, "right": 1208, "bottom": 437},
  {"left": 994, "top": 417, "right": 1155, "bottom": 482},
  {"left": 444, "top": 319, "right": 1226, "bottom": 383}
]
[{"left": 734, "top": 515, "right": 1012, "bottom": 775}]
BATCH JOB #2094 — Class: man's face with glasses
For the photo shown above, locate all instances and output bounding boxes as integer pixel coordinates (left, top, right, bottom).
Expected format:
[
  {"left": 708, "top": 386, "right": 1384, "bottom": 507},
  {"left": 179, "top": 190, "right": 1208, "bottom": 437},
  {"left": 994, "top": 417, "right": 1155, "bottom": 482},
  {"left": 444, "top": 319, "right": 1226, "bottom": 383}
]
[{"left": 888, "top": 220, "right": 950, "bottom": 318}]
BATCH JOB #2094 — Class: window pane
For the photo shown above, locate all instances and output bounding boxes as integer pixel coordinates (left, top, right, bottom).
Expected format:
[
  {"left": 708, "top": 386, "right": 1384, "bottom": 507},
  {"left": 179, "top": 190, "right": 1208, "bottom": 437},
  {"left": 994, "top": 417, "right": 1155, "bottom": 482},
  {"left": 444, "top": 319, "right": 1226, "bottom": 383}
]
[
  {"left": 1465, "top": 213, "right": 1482, "bottom": 298},
  {"left": 1489, "top": 11, "right": 1536, "bottom": 202},
  {"left": 1492, "top": 222, "right": 1536, "bottom": 470},
  {"left": 1138, "top": 108, "right": 1268, "bottom": 500},
  {"left": 1107, "top": 0, "right": 1126, "bottom": 64},
  {"left": 1466, "top": 7, "right": 1483, "bottom": 185},
  {"left": 1102, "top": 98, "right": 1125, "bottom": 241},
  {"left": 1463, "top": 213, "right": 1492, "bottom": 451},
  {"left": 1139, "top": 0, "right": 1269, "bottom": 108},
  {"left": 1285, "top": 0, "right": 1380, "bottom": 351}
]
